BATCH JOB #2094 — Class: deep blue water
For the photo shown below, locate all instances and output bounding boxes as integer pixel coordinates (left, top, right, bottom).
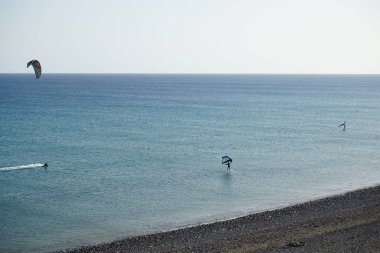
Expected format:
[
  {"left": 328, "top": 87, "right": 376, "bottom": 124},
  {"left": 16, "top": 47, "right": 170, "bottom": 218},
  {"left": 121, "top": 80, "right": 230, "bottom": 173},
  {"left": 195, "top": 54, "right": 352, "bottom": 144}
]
[{"left": 1, "top": 74, "right": 380, "bottom": 252}]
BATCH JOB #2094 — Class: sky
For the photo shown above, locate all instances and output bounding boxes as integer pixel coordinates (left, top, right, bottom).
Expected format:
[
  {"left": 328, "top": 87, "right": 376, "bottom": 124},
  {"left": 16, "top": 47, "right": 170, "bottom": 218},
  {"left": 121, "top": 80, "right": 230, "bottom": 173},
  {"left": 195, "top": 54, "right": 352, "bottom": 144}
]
[{"left": 0, "top": 0, "right": 379, "bottom": 74}]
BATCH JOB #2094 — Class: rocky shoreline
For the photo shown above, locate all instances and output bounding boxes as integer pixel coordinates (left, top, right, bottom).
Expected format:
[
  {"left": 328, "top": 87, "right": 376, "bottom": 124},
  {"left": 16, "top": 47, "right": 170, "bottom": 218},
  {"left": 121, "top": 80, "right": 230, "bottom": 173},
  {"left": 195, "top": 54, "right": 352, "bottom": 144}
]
[{"left": 59, "top": 185, "right": 380, "bottom": 253}]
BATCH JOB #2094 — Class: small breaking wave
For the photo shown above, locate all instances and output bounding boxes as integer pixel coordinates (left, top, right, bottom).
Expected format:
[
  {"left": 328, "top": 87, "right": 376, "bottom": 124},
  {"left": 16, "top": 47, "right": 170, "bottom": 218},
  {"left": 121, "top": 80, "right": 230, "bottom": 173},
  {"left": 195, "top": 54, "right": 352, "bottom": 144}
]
[{"left": 0, "top": 163, "right": 45, "bottom": 172}]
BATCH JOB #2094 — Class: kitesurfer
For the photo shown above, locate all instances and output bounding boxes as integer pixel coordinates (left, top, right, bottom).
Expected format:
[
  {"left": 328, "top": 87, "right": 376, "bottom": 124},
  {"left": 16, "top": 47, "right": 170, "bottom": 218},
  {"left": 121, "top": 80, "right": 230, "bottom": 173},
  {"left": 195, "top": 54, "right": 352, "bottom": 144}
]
[
  {"left": 43, "top": 162, "right": 48, "bottom": 167},
  {"left": 338, "top": 122, "right": 346, "bottom": 131}
]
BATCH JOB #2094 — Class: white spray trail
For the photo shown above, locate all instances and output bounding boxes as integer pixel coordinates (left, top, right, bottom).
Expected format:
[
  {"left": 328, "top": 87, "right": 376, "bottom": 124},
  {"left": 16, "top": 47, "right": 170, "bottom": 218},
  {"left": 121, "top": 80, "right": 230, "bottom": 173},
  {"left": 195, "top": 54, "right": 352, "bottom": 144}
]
[{"left": 0, "top": 163, "right": 45, "bottom": 172}]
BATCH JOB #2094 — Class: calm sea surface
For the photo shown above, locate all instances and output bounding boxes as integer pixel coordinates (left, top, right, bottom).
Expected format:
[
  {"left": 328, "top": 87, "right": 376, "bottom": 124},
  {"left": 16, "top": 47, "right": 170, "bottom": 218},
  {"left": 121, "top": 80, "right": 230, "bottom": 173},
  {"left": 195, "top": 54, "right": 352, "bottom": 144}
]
[{"left": 1, "top": 74, "right": 380, "bottom": 252}]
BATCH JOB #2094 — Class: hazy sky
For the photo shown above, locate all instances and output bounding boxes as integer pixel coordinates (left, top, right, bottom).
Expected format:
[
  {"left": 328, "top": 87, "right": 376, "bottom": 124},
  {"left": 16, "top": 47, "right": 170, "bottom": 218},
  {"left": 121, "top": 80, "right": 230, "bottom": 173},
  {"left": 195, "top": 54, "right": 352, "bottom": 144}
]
[{"left": 1, "top": 0, "right": 379, "bottom": 73}]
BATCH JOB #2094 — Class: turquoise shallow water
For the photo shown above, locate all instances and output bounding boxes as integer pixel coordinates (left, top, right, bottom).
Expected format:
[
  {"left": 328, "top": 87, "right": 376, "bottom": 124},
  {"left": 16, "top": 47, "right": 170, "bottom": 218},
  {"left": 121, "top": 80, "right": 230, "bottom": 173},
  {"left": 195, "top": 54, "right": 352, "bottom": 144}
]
[{"left": 1, "top": 74, "right": 380, "bottom": 252}]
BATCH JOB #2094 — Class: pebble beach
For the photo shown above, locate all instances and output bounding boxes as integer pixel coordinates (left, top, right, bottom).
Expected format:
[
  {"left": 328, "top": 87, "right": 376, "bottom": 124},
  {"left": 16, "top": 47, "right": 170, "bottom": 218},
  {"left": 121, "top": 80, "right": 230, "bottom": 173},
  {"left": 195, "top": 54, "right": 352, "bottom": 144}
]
[{"left": 60, "top": 185, "right": 380, "bottom": 253}]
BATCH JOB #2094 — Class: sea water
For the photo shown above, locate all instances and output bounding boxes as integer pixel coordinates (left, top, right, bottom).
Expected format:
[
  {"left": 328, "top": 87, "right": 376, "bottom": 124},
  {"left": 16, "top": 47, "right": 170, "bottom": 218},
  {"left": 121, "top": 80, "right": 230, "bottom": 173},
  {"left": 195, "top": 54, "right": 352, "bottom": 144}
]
[{"left": 1, "top": 74, "right": 380, "bottom": 252}]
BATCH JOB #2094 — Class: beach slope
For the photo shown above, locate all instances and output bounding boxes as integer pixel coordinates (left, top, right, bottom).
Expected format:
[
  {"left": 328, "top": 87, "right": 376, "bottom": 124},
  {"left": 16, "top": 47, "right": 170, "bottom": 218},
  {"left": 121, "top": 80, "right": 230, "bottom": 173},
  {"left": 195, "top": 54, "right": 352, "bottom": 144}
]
[{"left": 61, "top": 185, "right": 380, "bottom": 253}]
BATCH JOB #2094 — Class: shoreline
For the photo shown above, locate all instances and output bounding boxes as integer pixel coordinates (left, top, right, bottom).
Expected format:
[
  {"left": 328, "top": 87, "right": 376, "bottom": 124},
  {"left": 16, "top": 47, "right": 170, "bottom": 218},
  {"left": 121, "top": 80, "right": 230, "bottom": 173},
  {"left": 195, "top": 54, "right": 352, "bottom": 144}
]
[
  {"left": 59, "top": 184, "right": 380, "bottom": 253},
  {"left": 143, "top": 183, "right": 380, "bottom": 236}
]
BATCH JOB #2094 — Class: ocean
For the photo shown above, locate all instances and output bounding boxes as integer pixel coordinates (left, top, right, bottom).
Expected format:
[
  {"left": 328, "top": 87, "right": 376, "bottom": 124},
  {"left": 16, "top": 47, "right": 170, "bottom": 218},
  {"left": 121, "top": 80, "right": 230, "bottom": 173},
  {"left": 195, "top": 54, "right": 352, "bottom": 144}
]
[{"left": 1, "top": 74, "right": 380, "bottom": 252}]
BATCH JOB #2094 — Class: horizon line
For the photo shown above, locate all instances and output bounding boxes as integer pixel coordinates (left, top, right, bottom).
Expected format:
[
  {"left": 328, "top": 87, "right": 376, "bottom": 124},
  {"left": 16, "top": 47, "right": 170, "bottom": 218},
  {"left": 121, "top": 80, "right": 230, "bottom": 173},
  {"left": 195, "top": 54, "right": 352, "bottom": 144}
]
[{"left": 1, "top": 72, "right": 380, "bottom": 75}]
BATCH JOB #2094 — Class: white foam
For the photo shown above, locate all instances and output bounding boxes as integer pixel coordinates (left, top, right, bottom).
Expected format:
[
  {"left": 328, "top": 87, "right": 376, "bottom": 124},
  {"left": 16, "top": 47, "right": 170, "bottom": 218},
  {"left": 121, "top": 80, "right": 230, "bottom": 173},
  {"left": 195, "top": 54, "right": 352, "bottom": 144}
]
[{"left": 0, "top": 163, "right": 45, "bottom": 172}]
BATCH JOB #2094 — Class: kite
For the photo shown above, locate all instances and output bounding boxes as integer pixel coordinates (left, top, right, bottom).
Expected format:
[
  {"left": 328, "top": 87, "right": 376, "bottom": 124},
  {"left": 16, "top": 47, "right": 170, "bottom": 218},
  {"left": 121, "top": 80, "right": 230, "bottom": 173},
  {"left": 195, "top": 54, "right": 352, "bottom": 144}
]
[{"left": 27, "top": 60, "right": 42, "bottom": 79}]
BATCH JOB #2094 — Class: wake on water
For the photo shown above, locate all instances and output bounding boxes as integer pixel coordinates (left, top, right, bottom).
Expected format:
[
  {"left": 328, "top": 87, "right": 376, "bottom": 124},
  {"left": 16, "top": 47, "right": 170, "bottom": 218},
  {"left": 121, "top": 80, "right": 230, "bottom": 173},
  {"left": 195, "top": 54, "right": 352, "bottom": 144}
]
[{"left": 0, "top": 163, "right": 45, "bottom": 172}]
